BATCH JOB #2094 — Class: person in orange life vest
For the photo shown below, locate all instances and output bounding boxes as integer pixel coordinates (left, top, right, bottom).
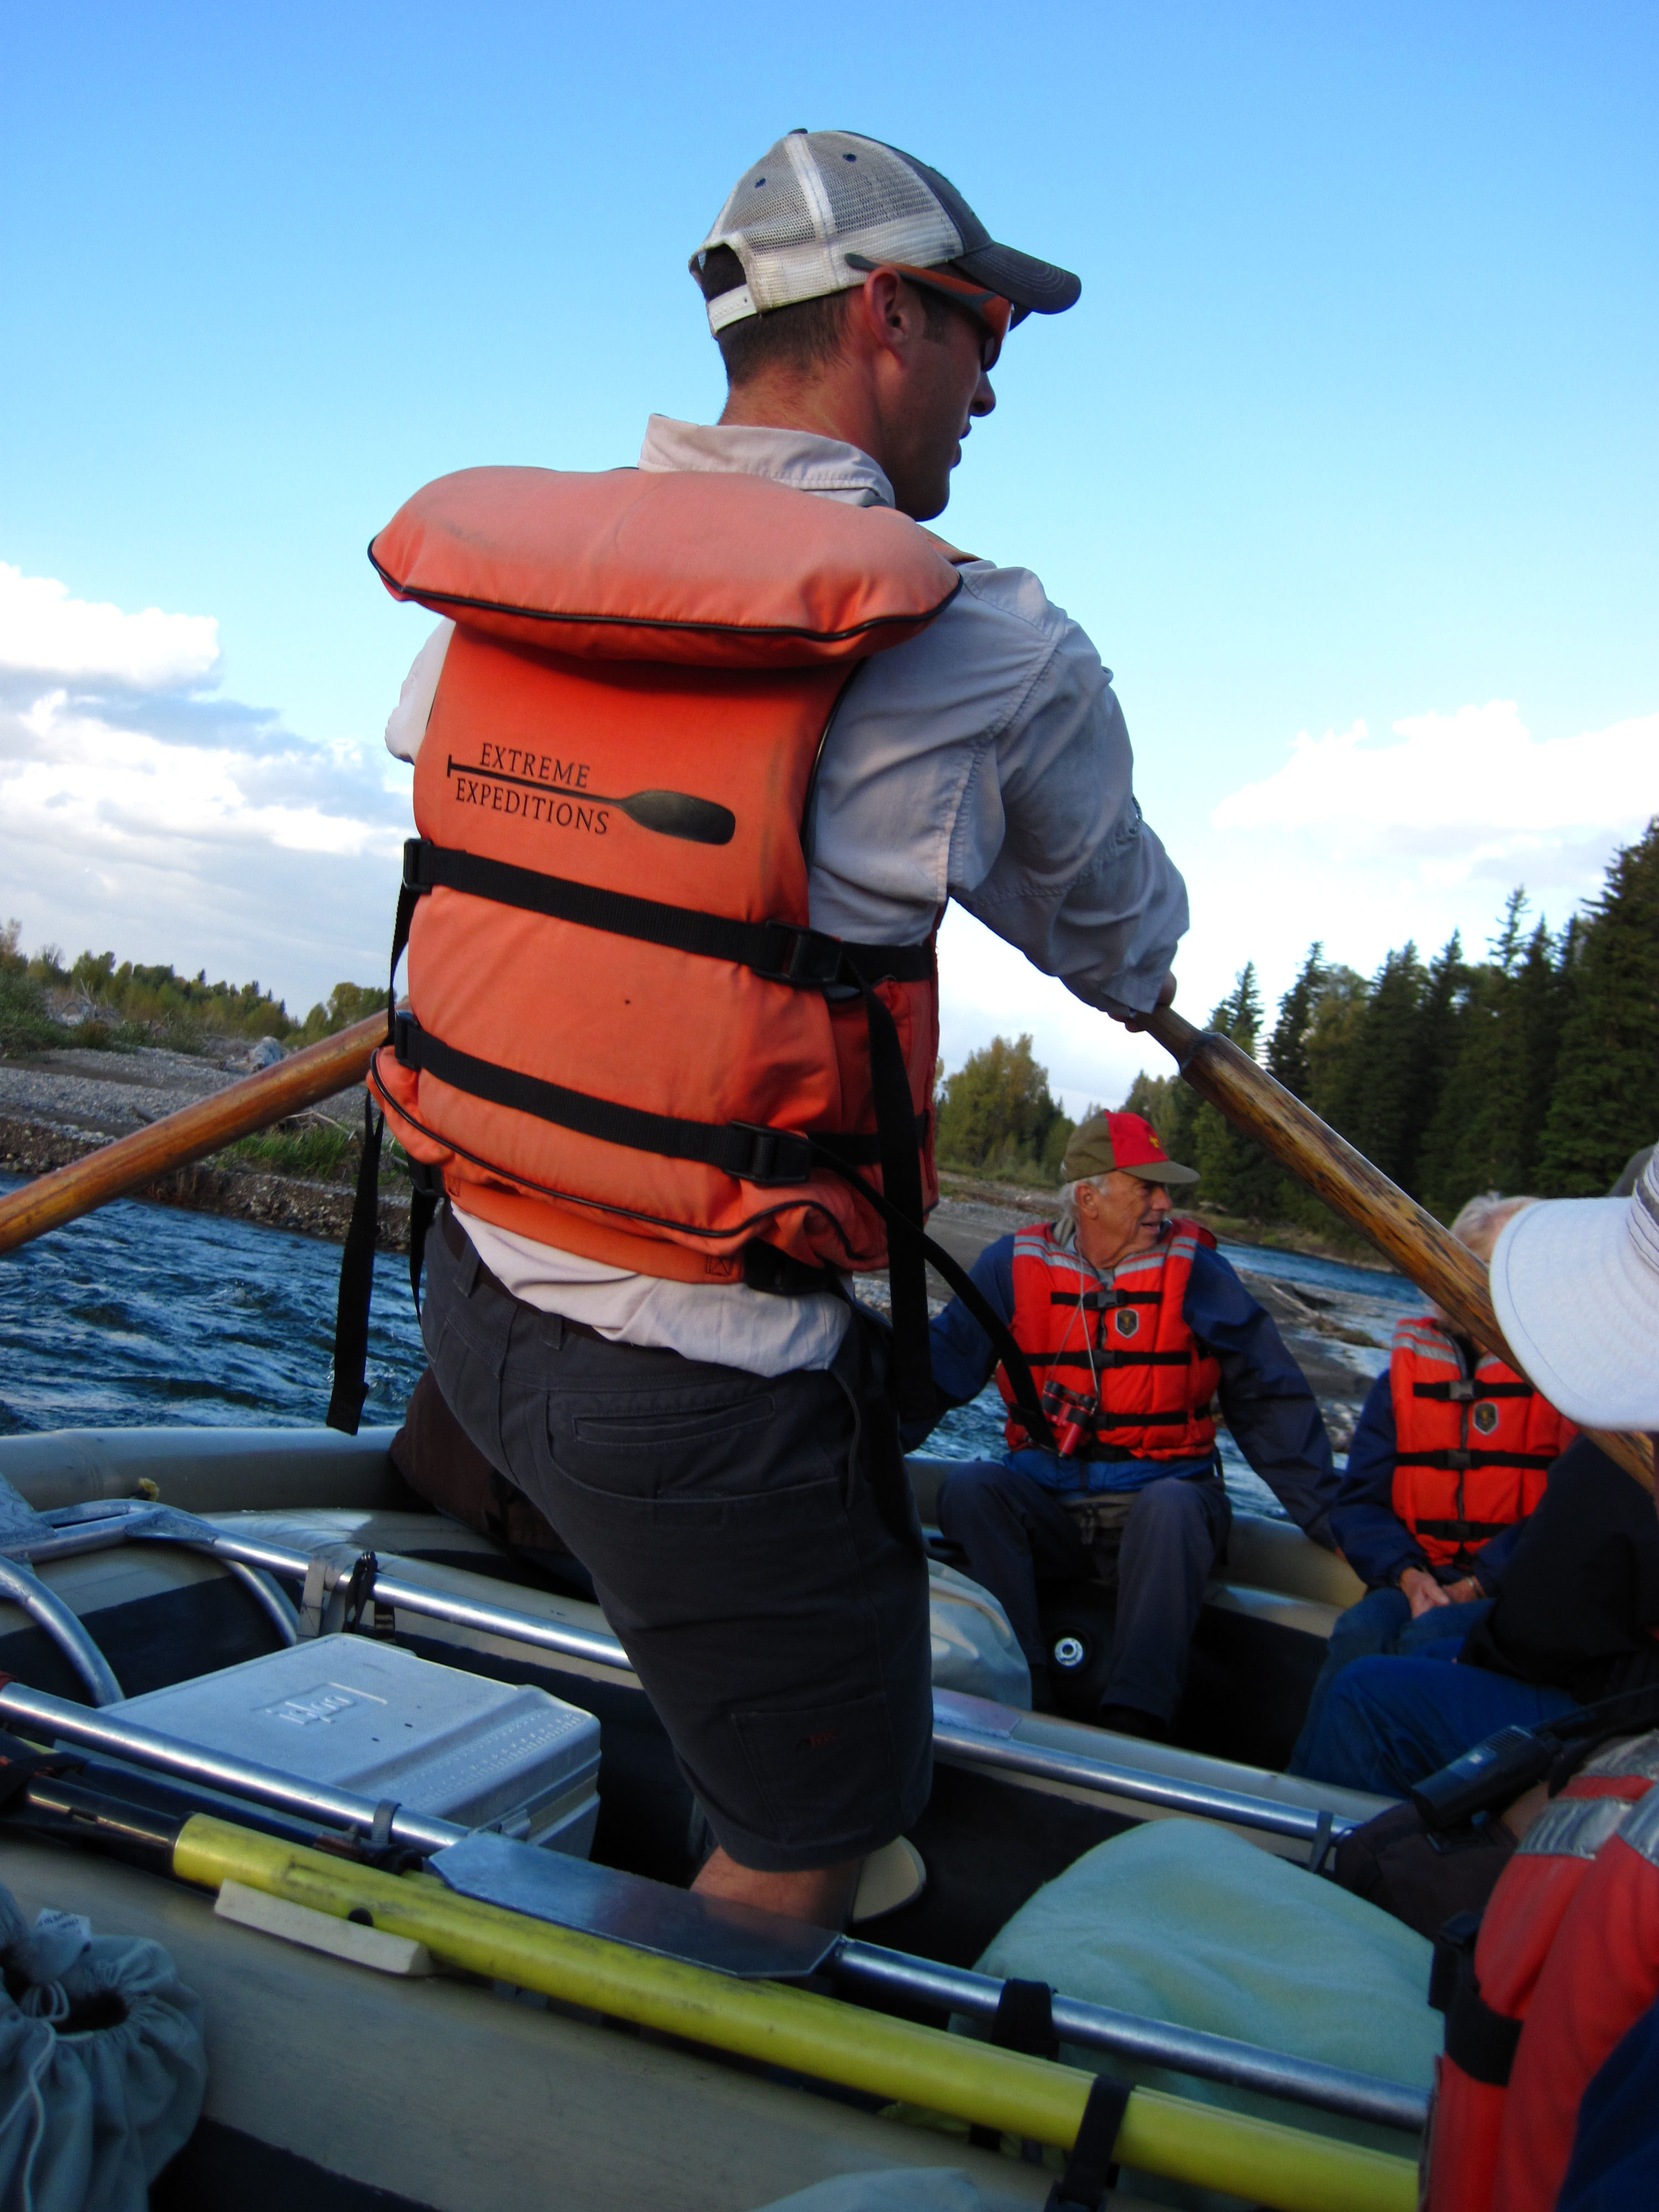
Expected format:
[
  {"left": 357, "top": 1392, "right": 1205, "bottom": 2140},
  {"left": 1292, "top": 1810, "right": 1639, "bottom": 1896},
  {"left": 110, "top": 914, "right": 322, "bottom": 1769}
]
[
  {"left": 381, "top": 133, "right": 1191, "bottom": 1929},
  {"left": 1418, "top": 1147, "right": 1659, "bottom": 2212},
  {"left": 919, "top": 1110, "right": 1340, "bottom": 1735},
  {"left": 1287, "top": 1193, "right": 1575, "bottom": 1773}
]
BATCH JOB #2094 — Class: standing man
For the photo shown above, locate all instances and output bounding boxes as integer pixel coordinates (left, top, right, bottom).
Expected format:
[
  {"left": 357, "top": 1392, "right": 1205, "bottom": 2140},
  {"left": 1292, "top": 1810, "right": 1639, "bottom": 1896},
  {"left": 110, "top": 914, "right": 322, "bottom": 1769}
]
[
  {"left": 926, "top": 1110, "right": 1340, "bottom": 1735},
  {"left": 377, "top": 132, "right": 1188, "bottom": 1926}
]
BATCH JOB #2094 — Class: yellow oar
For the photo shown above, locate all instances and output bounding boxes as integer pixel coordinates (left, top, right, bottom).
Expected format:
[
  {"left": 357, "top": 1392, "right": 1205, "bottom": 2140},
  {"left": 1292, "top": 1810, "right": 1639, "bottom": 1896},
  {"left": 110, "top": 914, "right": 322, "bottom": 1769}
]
[
  {"left": 1147, "top": 1006, "right": 1654, "bottom": 1492},
  {"left": 176, "top": 1814, "right": 1416, "bottom": 2212}
]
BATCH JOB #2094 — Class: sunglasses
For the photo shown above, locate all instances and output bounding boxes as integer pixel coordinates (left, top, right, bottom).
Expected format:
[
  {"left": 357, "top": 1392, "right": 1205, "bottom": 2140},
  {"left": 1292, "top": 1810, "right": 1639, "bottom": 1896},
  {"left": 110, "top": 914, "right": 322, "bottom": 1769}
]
[{"left": 845, "top": 256, "right": 1014, "bottom": 371}]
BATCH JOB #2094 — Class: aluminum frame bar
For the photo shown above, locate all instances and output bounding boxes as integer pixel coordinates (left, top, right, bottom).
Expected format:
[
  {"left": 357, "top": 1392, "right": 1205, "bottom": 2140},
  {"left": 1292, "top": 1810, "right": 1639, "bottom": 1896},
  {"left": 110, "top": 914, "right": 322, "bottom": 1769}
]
[
  {"left": 0, "top": 1557, "right": 124, "bottom": 1706},
  {"left": 832, "top": 1942, "right": 1427, "bottom": 2135},
  {"left": 930, "top": 1708, "right": 1353, "bottom": 1846}
]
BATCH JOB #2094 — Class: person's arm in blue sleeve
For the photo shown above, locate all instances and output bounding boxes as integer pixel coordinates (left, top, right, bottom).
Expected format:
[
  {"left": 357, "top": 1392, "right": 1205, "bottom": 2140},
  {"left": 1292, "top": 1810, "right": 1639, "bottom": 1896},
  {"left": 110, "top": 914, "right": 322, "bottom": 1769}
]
[
  {"left": 902, "top": 1232, "right": 1018, "bottom": 1447},
  {"left": 1328, "top": 1370, "right": 1431, "bottom": 1589},
  {"left": 1185, "top": 1247, "right": 1342, "bottom": 1547}
]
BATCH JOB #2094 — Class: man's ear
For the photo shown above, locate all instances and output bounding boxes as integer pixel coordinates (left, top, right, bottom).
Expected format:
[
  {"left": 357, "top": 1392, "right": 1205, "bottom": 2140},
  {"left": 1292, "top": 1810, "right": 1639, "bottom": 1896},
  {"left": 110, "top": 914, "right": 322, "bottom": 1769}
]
[{"left": 851, "top": 267, "right": 918, "bottom": 363}]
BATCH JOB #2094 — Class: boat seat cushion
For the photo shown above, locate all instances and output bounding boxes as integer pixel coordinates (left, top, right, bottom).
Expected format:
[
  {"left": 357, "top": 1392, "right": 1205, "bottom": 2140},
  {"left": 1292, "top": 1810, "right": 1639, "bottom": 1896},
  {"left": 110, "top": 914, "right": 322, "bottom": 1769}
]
[{"left": 972, "top": 1816, "right": 1437, "bottom": 2205}]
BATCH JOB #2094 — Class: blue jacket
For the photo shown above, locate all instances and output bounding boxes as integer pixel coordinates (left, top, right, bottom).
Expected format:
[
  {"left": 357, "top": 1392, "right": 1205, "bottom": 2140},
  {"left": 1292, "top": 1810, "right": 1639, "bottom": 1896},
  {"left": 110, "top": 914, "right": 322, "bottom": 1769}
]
[
  {"left": 1329, "top": 1367, "right": 1528, "bottom": 1592},
  {"left": 924, "top": 1229, "right": 1340, "bottom": 1542}
]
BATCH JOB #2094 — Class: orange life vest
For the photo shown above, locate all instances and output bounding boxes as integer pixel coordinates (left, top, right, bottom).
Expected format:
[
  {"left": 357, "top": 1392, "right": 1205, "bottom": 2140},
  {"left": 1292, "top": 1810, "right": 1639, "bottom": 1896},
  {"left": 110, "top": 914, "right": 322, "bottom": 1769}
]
[
  {"left": 997, "top": 1220, "right": 1222, "bottom": 1462},
  {"left": 1389, "top": 1317, "right": 1575, "bottom": 1570},
  {"left": 366, "top": 465, "right": 961, "bottom": 1290},
  {"left": 1425, "top": 1732, "right": 1659, "bottom": 2212}
]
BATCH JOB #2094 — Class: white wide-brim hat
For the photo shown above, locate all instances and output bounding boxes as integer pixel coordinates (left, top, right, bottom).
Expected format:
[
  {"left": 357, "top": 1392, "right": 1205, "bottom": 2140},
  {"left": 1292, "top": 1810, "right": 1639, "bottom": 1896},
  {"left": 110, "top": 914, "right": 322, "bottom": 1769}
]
[{"left": 1490, "top": 1154, "right": 1659, "bottom": 1431}]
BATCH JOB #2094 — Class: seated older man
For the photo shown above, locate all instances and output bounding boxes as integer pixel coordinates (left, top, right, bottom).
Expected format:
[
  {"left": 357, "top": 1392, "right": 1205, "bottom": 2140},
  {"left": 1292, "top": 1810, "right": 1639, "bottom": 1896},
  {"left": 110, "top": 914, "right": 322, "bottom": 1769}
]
[{"left": 921, "top": 1110, "right": 1340, "bottom": 1735}]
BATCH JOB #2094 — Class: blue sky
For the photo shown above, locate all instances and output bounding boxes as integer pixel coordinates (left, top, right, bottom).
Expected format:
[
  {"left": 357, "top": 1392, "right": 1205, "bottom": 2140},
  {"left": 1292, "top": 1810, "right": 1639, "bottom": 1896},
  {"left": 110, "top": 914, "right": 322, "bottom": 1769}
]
[{"left": 3, "top": 2, "right": 1655, "bottom": 1110}]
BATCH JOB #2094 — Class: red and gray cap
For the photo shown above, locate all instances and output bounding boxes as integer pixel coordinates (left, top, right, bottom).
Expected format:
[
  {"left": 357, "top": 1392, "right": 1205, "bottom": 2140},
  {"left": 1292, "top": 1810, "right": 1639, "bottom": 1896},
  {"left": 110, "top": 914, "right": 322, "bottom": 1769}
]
[
  {"left": 692, "top": 129, "right": 1082, "bottom": 337},
  {"left": 1061, "top": 1112, "right": 1199, "bottom": 1188}
]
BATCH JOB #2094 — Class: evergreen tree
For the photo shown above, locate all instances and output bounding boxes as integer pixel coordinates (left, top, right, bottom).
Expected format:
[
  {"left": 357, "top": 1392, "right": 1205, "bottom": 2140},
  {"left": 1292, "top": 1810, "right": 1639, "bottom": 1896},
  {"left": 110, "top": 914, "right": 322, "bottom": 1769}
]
[
  {"left": 1187, "top": 964, "right": 1280, "bottom": 1215},
  {"left": 1266, "top": 944, "right": 1327, "bottom": 1099},
  {"left": 1344, "top": 942, "right": 1428, "bottom": 1188},
  {"left": 1512, "top": 916, "right": 1571, "bottom": 1187},
  {"left": 1302, "top": 966, "right": 1371, "bottom": 1130},
  {"left": 1537, "top": 821, "right": 1659, "bottom": 1193}
]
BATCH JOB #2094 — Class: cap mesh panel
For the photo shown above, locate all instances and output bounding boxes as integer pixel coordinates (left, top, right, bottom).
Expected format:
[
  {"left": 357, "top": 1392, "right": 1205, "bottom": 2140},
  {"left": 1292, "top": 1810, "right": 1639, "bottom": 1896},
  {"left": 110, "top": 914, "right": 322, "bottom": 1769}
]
[
  {"left": 813, "top": 133, "right": 948, "bottom": 236},
  {"left": 716, "top": 156, "right": 821, "bottom": 253}
]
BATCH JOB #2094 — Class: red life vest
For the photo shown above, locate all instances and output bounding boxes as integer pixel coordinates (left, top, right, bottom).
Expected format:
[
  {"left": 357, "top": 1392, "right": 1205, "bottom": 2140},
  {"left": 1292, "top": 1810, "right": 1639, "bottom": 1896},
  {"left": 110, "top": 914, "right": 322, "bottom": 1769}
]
[
  {"left": 997, "top": 1220, "right": 1222, "bottom": 1462},
  {"left": 1389, "top": 1317, "right": 1575, "bottom": 1570},
  {"left": 366, "top": 465, "right": 961, "bottom": 1286},
  {"left": 1425, "top": 1731, "right": 1659, "bottom": 2212}
]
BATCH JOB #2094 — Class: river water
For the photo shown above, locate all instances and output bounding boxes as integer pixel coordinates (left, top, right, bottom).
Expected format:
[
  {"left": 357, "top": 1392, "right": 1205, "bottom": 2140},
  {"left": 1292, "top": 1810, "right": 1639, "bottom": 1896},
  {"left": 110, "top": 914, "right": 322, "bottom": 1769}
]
[{"left": 0, "top": 1178, "right": 1420, "bottom": 1518}]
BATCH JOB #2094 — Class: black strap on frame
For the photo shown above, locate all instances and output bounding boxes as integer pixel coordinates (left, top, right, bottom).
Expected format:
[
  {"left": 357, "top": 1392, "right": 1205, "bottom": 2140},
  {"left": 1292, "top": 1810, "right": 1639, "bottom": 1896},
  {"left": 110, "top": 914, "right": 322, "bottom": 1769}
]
[
  {"left": 969, "top": 1979, "right": 1058, "bottom": 2149},
  {"left": 1046, "top": 2074, "right": 1133, "bottom": 2210}
]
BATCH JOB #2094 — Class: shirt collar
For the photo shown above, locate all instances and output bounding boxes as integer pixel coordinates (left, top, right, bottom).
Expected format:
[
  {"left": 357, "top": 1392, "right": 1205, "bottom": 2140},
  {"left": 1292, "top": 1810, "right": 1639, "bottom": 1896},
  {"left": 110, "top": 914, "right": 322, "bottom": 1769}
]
[{"left": 637, "top": 415, "right": 895, "bottom": 509}]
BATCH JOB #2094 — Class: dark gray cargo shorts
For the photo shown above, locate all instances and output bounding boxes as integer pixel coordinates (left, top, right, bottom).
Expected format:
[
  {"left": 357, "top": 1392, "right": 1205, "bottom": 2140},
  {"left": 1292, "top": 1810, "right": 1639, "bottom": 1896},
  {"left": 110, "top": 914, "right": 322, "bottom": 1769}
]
[{"left": 420, "top": 1208, "right": 933, "bottom": 1873}]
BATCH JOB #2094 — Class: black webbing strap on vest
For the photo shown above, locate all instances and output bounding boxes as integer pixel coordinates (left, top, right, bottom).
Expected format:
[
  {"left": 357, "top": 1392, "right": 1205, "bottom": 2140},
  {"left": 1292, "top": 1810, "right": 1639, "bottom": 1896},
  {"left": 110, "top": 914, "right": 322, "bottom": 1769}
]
[
  {"left": 1045, "top": 2075, "right": 1133, "bottom": 2211},
  {"left": 1429, "top": 1911, "right": 1522, "bottom": 2086},
  {"left": 1395, "top": 1449, "right": 1558, "bottom": 1472},
  {"left": 398, "top": 838, "right": 935, "bottom": 989},
  {"left": 969, "top": 1979, "right": 1058, "bottom": 2149},
  {"left": 328, "top": 837, "right": 1052, "bottom": 1444},
  {"left": 326, "top": 1094, "right": 385, "bottom": 1434}
]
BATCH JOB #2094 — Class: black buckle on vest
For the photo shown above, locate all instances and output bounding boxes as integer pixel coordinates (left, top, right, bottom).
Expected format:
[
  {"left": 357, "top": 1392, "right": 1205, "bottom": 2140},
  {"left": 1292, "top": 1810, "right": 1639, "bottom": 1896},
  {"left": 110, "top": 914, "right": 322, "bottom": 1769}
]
[
  {"left": 752, "top": 924, "right": 846, "bottom": 989},
  {"left": 393, "top": 1008, "right": 422, "bottom": 1066},
  {"left": 1449, "top": 1380, "right": 1476, "bottom": 1402},
  {"left": 1446, "top": 1448, "right": 1473, "bottom": 1469},
  {"left": 731, "top": 1124, "right": 814, "bottom": 1186},
  {"left": 401, "top": 838, "right": 434, "bottom": 893}
]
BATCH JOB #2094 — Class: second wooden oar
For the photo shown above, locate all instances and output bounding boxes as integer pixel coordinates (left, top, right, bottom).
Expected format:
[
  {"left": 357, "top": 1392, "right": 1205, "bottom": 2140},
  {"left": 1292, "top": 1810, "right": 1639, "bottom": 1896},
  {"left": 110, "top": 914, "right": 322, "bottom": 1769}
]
[
  {"left": 0, "top": 1012, "right": 387, "bottom": 1258},
  {"left": 1147, "top": 1005, "right": 1655, "bottom": 1493}
]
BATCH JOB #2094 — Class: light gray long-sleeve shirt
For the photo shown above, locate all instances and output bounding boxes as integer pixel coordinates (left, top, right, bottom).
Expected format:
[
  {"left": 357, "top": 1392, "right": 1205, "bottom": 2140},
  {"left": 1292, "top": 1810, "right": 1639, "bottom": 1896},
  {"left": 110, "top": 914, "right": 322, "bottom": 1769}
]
[{"left": 383, "top": 415, "right": 1189, "bottom": 1375}]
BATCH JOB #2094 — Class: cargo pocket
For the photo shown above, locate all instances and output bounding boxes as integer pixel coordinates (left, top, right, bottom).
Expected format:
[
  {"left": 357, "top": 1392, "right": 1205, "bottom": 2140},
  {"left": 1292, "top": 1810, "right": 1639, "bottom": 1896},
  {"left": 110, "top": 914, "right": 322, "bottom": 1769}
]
[{"left": 731, "top": 1691, "right": 899, "bottom": 1854}]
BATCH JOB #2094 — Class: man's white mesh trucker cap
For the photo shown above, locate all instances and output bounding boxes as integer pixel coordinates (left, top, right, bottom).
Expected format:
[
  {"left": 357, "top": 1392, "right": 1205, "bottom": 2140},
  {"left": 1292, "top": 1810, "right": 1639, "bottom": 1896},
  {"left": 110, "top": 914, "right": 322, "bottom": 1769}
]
[{"left": 692, "top": 129, "right": 1082, "bottom": 335}]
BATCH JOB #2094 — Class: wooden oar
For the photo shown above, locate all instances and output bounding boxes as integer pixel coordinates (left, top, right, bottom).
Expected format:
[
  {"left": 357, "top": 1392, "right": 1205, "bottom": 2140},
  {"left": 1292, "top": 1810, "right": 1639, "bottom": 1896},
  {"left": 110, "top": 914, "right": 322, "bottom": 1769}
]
[
  {"left": 0, "top": 1012, "right": 387, "bottom": 1258},
  {"left": 1147, "top": 1005, "right": 1655, "bottom": 1493}
]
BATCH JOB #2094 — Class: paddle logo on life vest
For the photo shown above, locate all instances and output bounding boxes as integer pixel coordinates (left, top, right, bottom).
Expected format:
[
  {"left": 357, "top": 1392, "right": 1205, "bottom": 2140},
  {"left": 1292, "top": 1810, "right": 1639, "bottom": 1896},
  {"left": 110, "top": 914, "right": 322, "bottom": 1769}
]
[{"left": 446, "top": 749, "right": 735, "bottom": 846}]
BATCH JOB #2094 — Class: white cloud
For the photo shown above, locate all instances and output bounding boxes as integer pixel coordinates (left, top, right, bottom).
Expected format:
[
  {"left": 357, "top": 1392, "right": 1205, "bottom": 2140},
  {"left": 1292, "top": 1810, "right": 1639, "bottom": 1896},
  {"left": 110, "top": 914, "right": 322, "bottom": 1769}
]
[
  {"left": 0, "top": 563, "right": 409, "bottom": 1011},
  {"left": 1166, "top": 698, "right": 1659, "bottom": 1034},
  {"left": 1213, "top": 700, "right": 1655, "bottom": 878},
  {"left": 0, "top": 562, "right": 221, "bottom": 692}
]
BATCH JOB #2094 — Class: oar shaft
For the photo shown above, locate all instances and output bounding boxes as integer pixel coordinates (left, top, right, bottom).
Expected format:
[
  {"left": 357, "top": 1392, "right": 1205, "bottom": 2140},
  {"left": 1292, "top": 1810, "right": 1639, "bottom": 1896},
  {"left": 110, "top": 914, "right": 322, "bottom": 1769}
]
[
  {"left": 0, "top": 1013, "right": 386, "bottom": 1258},
  {"left": 1148, "top": 1008, "right": 1653, "bottom": 1492}
]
